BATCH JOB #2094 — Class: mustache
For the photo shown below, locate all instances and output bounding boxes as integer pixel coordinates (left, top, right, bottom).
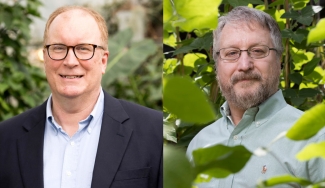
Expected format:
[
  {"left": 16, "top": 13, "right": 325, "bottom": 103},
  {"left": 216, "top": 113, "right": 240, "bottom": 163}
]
[{"left": 231, "top": 72, "right": 262, "bottom": 84}]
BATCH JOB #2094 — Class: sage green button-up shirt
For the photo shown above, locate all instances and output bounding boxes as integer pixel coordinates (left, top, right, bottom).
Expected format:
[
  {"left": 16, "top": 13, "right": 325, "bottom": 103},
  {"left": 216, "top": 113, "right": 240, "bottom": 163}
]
[{"left": 187, "top": 90, "right": 325, "bottom": 188}]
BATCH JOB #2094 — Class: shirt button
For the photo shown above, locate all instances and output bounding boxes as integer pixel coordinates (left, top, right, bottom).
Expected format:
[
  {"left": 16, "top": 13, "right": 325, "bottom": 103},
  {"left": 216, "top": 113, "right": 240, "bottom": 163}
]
[
  {"left": 88, "top": 127, "right": 92, "bottom": 133},
  {"left": 256, "top": 121, "right": 260, "bottom": 127},
  {"left": 70, "top": 141, "right": 75, "bottom": 146},
  {"left": 66, "top": 171, "right": 72, "bottom": 176},
  {"left": 233, "top": 135, "right": 238, "bottom": 140}
]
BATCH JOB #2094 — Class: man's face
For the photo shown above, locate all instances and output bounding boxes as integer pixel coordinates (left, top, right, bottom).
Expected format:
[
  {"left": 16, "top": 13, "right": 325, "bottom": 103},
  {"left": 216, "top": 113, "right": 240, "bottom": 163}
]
[
  {"left": 216, "top": 22, "right": 281, "bottom": 110},
  {"left": 43, "top": 10, "right": 108, "bottom": 99}
]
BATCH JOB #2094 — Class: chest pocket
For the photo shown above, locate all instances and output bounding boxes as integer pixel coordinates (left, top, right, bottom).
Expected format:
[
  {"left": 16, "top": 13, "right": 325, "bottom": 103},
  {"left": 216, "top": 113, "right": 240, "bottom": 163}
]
[{"left": 111, "top": 167, "right": 150, "bottom": 188}]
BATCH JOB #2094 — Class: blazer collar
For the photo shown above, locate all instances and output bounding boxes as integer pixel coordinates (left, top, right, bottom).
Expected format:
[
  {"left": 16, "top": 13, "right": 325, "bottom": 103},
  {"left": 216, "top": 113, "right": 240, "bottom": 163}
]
[
  {"left": 18, "top": 101, "right": 47, "bottom": 188},
  {"left": 91, "top": 91, "right": 132, "bottom": 188}
]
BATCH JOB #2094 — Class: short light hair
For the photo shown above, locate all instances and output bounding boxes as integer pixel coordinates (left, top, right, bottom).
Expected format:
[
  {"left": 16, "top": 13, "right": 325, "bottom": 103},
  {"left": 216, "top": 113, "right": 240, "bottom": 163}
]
[
  {"left": 213, "top": 6, "right": 283, "bottom": 64},
  {"left": 43, "top": 5, "right": 108, "bottom": 49}
]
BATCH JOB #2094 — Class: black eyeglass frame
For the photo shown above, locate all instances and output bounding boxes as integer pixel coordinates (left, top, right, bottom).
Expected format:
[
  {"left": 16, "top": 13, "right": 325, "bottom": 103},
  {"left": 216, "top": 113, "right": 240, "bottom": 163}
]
[
  {"left": 216, "top": 45, "right": 277, "bottom": 61},
  {"left": 44, "top": 43, "right": 105, "bottom": 61}
]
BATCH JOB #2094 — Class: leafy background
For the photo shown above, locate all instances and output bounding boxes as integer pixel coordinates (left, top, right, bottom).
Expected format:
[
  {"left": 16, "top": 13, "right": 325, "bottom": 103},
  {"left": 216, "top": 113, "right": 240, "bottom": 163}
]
[
  {"left": 0, "top": 0, "right": 162, "bottom": 122},
  {"left": 163, "top": 0, "right": 325, "bottom": 187}
]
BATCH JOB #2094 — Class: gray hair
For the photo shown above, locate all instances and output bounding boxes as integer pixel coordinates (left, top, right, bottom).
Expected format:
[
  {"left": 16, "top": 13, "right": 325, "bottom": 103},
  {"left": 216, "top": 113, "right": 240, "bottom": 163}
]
[{"left": 213, "top": 6, "right": 283, "bottom": 64}]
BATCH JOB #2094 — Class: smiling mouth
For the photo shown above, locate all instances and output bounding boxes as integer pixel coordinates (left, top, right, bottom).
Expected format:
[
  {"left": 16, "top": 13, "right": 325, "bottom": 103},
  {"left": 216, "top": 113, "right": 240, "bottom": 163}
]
[{"left": 60, "top": 75, "right": 83, "bottom": 79}]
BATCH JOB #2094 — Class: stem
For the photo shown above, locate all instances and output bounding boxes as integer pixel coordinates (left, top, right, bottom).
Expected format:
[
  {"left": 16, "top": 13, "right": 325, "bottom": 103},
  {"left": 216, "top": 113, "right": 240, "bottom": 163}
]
[
  {"left": 284, "top": 0, "right": 290, "bottom": 89},
  {"left": 175, "top": 27, "right": 184, "bottom": 76},
  {"left": 264, "top": 0, "right": 268, "bottom": 10}
]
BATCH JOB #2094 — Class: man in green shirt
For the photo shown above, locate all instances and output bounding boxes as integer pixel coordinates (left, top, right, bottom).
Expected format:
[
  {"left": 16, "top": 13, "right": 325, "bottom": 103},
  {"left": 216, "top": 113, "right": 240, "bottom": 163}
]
[{"left": 187, "top": 6, "right": 325, "bottom": 188}]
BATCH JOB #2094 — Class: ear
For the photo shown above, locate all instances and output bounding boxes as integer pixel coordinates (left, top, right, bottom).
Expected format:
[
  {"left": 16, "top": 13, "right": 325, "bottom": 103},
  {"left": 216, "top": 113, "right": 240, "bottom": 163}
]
[
  {"left": 101, "top": 50, "right": 109, "bottom": 74},
  {"left": 43, "top": 49, "right": 47, "bottom": 73}
]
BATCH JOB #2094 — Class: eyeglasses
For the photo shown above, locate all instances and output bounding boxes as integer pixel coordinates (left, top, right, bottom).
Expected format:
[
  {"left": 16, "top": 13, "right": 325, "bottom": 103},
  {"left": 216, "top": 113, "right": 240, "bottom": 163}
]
[
  {"left": 44, "top": 43, "right": 105, "bottom": 61},
  {"left": 216, "top": 45, "right": 277, "bottom": 61}
]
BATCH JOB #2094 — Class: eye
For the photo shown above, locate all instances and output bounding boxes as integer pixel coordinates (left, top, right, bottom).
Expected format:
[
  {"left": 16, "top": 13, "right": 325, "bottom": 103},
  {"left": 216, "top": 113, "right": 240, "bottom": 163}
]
[
  {"left": 224, "top": 49, "right": 240, "bottom": 57},
  {"left": 51, "top": 45, "right": 66, "bottom": 52},
  {"left": 76, "top": 45, "right": 92, "bottom": 52},
  {"left": 250, "top": 46, "right": 267, "bottom": 56}
]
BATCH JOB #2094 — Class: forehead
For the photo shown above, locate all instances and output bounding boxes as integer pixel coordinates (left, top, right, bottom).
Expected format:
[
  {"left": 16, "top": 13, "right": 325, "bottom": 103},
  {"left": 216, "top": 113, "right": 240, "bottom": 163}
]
[
  {"left": 218, "top": 22, "right": 272, "bottom": 48},
  {"left": 48, "top": 9, "right": 101, "bottom": 43}
]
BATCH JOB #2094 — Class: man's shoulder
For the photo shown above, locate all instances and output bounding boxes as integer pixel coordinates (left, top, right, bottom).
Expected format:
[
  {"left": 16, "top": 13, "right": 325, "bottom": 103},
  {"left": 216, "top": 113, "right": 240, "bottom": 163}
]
[
  {"left": 118, "top": 99, "right": 161, "bottom": 117},
  {"left": 186, "top": 117, "right": 226, "bottom": 157},
  {"left": 0, "top": 103, "right": 46, "bottom": 137}
]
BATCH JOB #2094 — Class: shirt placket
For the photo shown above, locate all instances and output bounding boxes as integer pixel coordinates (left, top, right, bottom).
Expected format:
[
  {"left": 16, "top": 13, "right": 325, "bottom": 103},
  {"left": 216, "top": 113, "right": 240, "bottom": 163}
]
[{"left": 61, "top": 133, "right": 80, "bottom": 188}]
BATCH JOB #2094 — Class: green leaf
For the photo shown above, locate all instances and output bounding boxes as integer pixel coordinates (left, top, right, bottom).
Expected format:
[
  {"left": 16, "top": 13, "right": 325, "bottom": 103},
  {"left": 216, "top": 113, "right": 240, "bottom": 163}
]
[
  {"left": 183, "top": 53, "right": 207, "bottom": 71},
  {"left": 163, "top": 76, "right": 216, "bottom": 124},
  {"left": 227, "top": 0, "right": 263, "bottom": 7},
  {"left": 269, "top": 0, "right": 284, "bottom": 7},
  {"left": 163, "top": 121, "right": 177, "bottom": 143},
  {"left": 307, "top": 18, "right": 325, "bottom": 44},
  {"left": 164, "top": 146, "right": 194, "bottom": 188},
  {"left": 173, "top": 0, "right": 221, "bottom": 32},
  {"left": 298, "top": 88, "right": 320, "bottom": 98},
  {"left": 283, "top": 88, "right": 298, "bottom": 98},
  {"left": 192, "top": 145, "right": 252, "bottom": 179},
  {"left": 303, "top": 57, "right": 321, "bottom": 76},
  {"left": 296, "top": 15, "right": 313, "bottom": 25},
  {"left": 286, "top": 103, "right": 325, "bottom": 140},
  {"left": 296, "top": 141, "right": 325, "bottom": 161},
  {"left": 291, "top": 97, "right": 306, "bottom": 107},
  {"left": 289, "top": 72, "right": 303, "bottom": 84},
  {"left": 281, "top": 9, "right": 300, "bottom": 19},
  {"left": 257, "top": 175, "right": 311, "bottom": 187},
  {"left": 173, "top": 32, "right": 213, "bottom": 55},
  {"left": 163, "top": 0, "right": 174, "bottom": 23},
  {"left": 0, "top": 83, "right": 9, "bottom": 94},
  {"left": 300, "top": 5, "right": 316, "bottom": 17}
]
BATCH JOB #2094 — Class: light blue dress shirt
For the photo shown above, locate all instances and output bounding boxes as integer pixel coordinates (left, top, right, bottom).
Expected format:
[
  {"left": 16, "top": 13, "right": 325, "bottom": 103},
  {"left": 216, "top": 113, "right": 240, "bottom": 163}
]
[
  {"left": 43, "top": 90, "right": 104, "bottom": 188},
  {"left": 187, "top": 90, "right": 325, "bottom": 188}
]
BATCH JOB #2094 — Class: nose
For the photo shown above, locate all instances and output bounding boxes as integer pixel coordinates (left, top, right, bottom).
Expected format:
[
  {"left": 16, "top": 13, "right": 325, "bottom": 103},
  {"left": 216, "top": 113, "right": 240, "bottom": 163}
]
[
  {"left": 236, "top": 50, "right": 253, "bottom": 72},
  {"left": 63, "top": 47, "right": 79, "bottom": 67}
]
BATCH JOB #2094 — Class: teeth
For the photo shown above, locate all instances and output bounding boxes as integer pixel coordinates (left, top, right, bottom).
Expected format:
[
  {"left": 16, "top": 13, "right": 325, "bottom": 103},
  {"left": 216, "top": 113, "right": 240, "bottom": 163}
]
[{"left": 62, "top": 75, "right": 82, "bottom": 79}]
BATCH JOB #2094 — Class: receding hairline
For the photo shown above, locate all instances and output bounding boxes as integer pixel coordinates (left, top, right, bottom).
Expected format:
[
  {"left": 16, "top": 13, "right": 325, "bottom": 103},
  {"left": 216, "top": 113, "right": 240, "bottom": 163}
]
[{"left": 43, "top": 6, "right": 108, "bottom": 49}]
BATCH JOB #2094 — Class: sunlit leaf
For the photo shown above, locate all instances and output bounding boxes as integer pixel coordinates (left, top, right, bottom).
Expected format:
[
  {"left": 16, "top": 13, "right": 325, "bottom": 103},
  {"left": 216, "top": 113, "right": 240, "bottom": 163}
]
[
  {"left": 192, "top": 144, "right": 252, "bottom": 179},
  {"left": 307, "top": 18, "right": 325, "bottom": 44},
  {"left": 257, "top": 175, "right": 311, "bottom": 187},
  {"left": 163, "top": 76, "right": 216, "bottom": 124},
  {"left": 164, "top": 146, "right": 194, "bottom": 188},
  {"left": 173, "top": 0, "right": 221, "bottom": 32},
  {"left": 163, "top": 0, "right": 173, "bottom": 23},
  {"left": 183, "top": 53, "right": 207, "bottom": 70},
  {"left": 286, "top": 103, "right": 325, "bottom": 140},
  {"left": 296, "top": 141, "right": 325, "bottom": 161}
]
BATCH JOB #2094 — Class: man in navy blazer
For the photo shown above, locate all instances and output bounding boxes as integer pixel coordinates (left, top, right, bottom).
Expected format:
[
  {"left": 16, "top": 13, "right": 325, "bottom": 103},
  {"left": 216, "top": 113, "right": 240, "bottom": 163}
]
[{"left": 0, "top": 5, "right": 162, "bottom": 188}]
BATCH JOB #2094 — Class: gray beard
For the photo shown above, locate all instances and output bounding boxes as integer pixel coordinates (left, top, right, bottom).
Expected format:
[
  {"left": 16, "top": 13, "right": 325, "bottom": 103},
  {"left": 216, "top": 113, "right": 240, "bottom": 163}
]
[{"left": 217, "top": 70, "right": 279, "bottom": 110}]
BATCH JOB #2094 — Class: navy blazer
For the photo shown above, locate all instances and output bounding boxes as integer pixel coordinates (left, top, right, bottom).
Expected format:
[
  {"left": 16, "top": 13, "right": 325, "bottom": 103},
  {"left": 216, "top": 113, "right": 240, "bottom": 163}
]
[{"left": 0, "top": 91, "right": 162, "bottom": 188}]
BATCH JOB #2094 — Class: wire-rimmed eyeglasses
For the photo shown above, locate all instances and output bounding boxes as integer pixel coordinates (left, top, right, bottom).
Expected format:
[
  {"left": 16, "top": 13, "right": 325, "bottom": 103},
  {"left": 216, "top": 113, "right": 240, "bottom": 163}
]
[
  {"left": 44, "top": 43, "right": 105, "bottom": 61},
  {"left": 216, "top": 45, "right": 277, "bottom": 62}
]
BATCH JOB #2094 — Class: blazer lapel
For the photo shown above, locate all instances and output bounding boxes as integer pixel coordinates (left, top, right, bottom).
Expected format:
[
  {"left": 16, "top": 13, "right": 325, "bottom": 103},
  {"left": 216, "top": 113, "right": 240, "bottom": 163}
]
[
  {"left": 17, "top": 102, "right": 47, "bottom": 188},
  {"left": 91, "top": 92, "right": 133, "bottom": 188}
]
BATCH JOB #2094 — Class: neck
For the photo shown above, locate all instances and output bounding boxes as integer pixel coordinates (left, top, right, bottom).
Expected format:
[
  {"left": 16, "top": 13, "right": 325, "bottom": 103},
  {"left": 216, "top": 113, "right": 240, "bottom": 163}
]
[
  {"left": 227, "top": 102, "right": 246, "bottom": 126},
  {"left": 51, "top": 89, "right": 101, "bottom": 137}
]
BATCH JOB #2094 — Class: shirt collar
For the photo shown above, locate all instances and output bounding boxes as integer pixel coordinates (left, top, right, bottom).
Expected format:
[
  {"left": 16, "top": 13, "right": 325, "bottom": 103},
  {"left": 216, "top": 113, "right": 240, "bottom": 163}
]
[
  {"left": 46, "top": 88, "right": 105, "bottom": 135},
  {"left": 220, "top": 90, "right": 287, "bottom": 126}
]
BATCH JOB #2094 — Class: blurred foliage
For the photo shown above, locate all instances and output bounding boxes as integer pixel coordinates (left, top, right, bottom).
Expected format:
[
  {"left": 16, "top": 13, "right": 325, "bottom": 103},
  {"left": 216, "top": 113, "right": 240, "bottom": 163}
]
[
  {"left": 100, "top": 0, "right": 163, "bottom": 110},
  {"left": 0, "top": 0, "right": 49, "bottom": 121},
  {"left": 163, "top": 0, "right": 325, "bottom": 187}
]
